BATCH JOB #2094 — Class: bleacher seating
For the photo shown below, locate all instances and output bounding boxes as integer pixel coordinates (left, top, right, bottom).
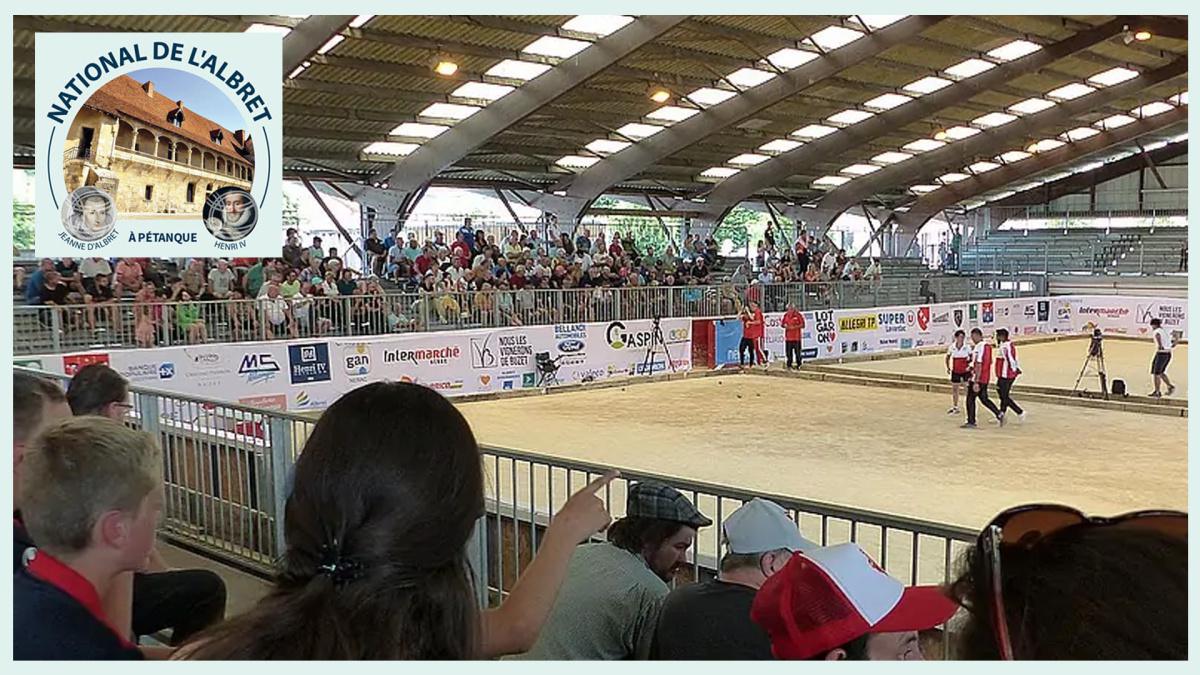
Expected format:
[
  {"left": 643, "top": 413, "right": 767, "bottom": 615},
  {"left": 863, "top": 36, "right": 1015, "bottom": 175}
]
[{"left": 957, "top": 226, "right": 1188, "bottom": 275}]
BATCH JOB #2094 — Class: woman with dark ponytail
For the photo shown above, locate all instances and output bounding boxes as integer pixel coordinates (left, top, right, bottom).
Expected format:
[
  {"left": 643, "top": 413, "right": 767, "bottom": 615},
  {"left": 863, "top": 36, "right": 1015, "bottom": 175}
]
[{"left": 183, "top": 381, "right": 615, "bottom": 659}]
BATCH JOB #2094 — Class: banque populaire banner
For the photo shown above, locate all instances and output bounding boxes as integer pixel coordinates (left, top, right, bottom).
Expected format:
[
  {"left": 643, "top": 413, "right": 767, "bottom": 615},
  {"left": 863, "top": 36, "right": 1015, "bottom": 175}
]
[{"left": 35, "top": 32, "right": 282, "bottom": 258}]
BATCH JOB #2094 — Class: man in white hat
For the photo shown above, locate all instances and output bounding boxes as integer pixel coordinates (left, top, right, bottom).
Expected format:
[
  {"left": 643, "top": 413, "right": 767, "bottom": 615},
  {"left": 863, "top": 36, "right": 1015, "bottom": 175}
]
[{"left": 650, "top": 498, "right": 817, "bottom": 659}]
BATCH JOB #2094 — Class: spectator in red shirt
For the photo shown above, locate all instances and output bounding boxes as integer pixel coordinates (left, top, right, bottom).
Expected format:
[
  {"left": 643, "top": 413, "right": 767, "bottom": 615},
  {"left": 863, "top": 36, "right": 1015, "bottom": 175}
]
[
  {"left": 739, "top": 300, "right": 766, "bottom": 368},
  {"left": 451, "top": 232, "right": 472, "bottom": 267},
  {"left": 781, "top": 303, "right": 805, "bottom": 369},
  {"left": 608, "top": 234, "right": 624, "bottom": 259},
  {"left": 414, "top": 248, "right": 435, "bottom": 277}
]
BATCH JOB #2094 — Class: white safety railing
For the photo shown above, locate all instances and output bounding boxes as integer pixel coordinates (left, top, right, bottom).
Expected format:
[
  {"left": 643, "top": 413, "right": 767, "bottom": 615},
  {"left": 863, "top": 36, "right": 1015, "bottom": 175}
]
[
  {"left": 17, "top": 367, "right": 977, "bottom": 619},
  {"left": 14, "top": 278, "right": 1045, "bottom": 355}
]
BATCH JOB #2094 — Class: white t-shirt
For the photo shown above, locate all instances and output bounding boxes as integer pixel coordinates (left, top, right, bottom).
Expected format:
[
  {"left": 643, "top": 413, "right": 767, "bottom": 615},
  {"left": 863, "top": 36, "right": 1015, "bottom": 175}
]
[
  {"left": 80, "top": 258, "right": 112, "bottom": 279},
  {"left": 1153, "top": 327, "right": 1173, "bottom": 353},
  {"left": 260, "top": 297, "right": 288, "bottom": 324},
  {"left": 947, "top": 343, "right": 972, "bottom": 373}
]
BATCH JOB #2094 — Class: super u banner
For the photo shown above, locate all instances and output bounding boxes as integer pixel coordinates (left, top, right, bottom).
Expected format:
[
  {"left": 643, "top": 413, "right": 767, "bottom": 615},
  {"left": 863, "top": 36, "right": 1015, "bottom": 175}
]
[{"left": 35, "top": 32, "right": 282, "bottom": 257}]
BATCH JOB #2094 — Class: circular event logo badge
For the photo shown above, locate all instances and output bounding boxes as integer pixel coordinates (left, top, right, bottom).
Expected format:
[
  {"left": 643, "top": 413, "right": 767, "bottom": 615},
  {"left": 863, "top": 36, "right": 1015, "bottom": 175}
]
[{"left": 35, "top": 32, "right": 281, "bottom": 258}]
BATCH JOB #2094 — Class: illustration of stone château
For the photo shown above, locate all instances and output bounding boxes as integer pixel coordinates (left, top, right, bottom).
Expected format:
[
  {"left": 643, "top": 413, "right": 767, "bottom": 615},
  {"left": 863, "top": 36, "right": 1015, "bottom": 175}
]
[{"left": 63, "top": 74, "right": 254, "bottom": 217}]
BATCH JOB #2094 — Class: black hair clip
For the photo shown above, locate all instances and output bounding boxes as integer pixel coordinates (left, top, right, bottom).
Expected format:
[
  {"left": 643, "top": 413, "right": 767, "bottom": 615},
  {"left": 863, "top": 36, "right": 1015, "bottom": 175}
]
[{"left": 317, "top": 540, "right": 365, "bottom": 586}]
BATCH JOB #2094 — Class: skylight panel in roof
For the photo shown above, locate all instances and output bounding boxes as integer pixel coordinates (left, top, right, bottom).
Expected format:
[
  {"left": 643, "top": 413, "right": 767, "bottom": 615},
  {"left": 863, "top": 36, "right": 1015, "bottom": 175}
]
[
  {"left": 827, "top": 109, "right": 874, "bottom": 125},
  {"left": 556, "top": 155, "right": 600, "bottom": 168},
  {"left": 700, "top": 166, "right": 740, "bottom": 178},
  {"left": 841, "top": 164, "right": 881, "bottom": 175},
  {"left": 903, "top": 76, "right": 953, "bottom": 94},
  {"left": 389, "top": 123, "right": 449, "bottom": 138},
  {"left": 872, "top": 151, "right": 912, "bottom": 164},
  {"left": 863, "top": 93, "right": 913, "bottom": 111},
  {"left": 939, "top": 172, "right": 971, "bottom": 183},
  {"left": 909, "top": 184, "right": 940, "bottom": 194},
  {"left": 688, "top": 88, "right": 737, "bottom": 107},
  {"left": 968, "top": 161, "right": 1001, "bottom": 173},
  {"left": 998, "top": 150, "right": 1032, "bottom": 163},
  {"left": 245, "top": 23, "right": 291, "bottom": 35},
  {"left": 972, "top": 112, "right": 1017, "bottom": 128},
  {"left": 986, "top": 40, "right": 1042, "bottom": 61},
  {"left": 945, "top": 58, "right": 995, "bottom": 79},
  {"left": 810, "top": 26, "right": 864, "bottom": 50},
  {"left": 1096, "top": 114, "right": 1136, "bottom": 130},
  {"left": 813, "top": 175, "right": 852, "bottom": 188},
  {"left": 348, "top": 15, "right": 374, "bottom": 28},
  {"left": 792, "top": 124, "right": 837, "bottom": 139},
  {"left": 419, "top": 103, "right": 480, "bottom": 120},
  {"left": 857, "top": 15, "right": 906, "bottom": 29},
  {"left": 1046, "top": 83, "right": 1095, "bottom": 101},
  {"left": 616, "top": 123, "right": 664, "bottom": 139},
  {"left": 486, "top": 60, "right": 552, "bottom": 80},
  {"left": 646, "top": 106, "right": 699, "bottom": 122},
  {"left": 1027, "top": 139, "right": 1065, "bottom": 153},
  {"left": 1133, "top": 101, "right": 1174, "bottom": 117},
  {"left": 586, "top": 139, "right": 631, "bottom": 154},
  {"left": 363, "top": 142, "right": 419, "bottom": 156},
  {"left": 727, "top": 68, "right": 777, "bottom": 88},
  {"left": 728, "top": 153, "right": 769, "bottom": 166},
  {"left": 1008, "top": 98, "right": 1055, "bottom": 115},
  {"left": 759, "top": 139, "right": 802, "bottom": 153},
  {"left": 944, "top": 126, "right": 980, "bottom": 140},
  {"left": 523, "top": 36, "right": 590, "bottom": 58},
  {"left": 561, "top": 15, "right": 633, "bottom": 36},
  {"left": 1170, "top": 91, "right": 1188, "bottom": 106},
  {"left": 765, "top": 48, "right": 819, "bottom": 70},
  {"left": 1088, "top": 67, "right": 1139, "bottom": 86},
  {"left": 903, "top": 138, "right": 946, "bottom": 152},
  {"left": 1061, "top": 127, "right": 1100, "bottom": 142},
  {"left": 317, "top": 35, "right": 345, "bottom": 55},
  {"left": 451, "top": 82, "right": 514, "bottom": 101}
]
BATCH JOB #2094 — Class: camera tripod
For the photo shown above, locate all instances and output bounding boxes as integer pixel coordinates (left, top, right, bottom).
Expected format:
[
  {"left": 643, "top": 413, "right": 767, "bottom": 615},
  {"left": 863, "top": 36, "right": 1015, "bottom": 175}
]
[
  {"left": 1072, "top": 339, "right": 1109, "bottom": 399},
  {"left": 641, "top": 316, "right": 677, "bottom": 376}
]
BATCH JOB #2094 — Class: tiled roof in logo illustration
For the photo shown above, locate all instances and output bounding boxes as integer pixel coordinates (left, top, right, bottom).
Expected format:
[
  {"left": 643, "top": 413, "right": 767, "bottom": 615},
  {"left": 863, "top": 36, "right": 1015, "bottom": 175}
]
[{"left": 84, "top": 74, "right": 253, "bottom": 164}]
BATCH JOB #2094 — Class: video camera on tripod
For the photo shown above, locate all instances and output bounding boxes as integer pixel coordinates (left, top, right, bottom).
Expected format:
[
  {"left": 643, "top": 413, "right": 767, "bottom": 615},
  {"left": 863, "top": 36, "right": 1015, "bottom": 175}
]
[
  {"left": 1088, "top": 328, "right": 1104, "bottom": 357},
  {"left": 1074, "top": 328, "right": 1109, "bottom": 398}
]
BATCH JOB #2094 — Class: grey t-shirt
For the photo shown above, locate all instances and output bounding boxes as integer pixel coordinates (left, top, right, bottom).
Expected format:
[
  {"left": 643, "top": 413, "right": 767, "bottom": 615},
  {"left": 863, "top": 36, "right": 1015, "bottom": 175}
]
[
  {"left": 513, "top": 543, "right": 668, "bottom": 660},
  {"left": 208, "top": 268, "right": 235, "bottom": 296}
]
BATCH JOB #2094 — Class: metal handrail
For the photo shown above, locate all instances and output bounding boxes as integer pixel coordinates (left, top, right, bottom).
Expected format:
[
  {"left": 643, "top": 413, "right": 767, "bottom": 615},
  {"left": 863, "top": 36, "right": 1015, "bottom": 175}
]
[
  {"left": 14, "top": 277, "right": 1044, "bottom": 354},
  {"left": 16, "top": 366, "right": 979, "bottom": 600}
]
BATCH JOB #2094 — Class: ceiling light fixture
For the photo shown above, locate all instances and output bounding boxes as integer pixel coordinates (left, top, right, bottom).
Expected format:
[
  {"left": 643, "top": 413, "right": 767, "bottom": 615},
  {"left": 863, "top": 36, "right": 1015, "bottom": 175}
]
[{"left": 431, "top": 54, "right": 459, "bottom": 77}]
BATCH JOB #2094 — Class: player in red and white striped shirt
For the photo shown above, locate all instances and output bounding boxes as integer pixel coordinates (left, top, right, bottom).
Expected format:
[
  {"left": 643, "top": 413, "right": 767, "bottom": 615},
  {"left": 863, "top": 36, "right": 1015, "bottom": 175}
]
[
  {"left": 944, "top": 329, "right": 971, "bottom": 415},
  {"left": 994, "top": 328, "right": 1025, "bottom": 423},
  {"left": 962, "top": 328, "right": 1003, "bottom": 429}
]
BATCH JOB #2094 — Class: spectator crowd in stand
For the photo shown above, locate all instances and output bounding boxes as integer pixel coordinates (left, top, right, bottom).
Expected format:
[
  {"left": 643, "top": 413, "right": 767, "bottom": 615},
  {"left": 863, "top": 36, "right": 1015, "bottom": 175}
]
[
  {"left": 13, "top": 370, "right": 1187, "bottom": 661},
  {"left": 17, "top": 219, "right": 885, "bottom": 344}
]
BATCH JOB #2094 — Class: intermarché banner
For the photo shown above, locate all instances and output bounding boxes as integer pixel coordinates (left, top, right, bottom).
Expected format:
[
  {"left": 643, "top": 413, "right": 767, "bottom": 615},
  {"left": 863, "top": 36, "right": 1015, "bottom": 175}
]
[
  {"left": 27, "top": 317, "right": 694, "bottom": 412},
  {"left": 22, "top": 295, "right": 1185, "bottom": 409}
]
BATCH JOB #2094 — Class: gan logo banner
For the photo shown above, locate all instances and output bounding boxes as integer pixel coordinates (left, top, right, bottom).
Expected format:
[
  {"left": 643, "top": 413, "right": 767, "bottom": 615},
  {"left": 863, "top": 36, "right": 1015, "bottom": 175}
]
[{"left": 35, "top": 33, "right": 282, "bottom": 257}]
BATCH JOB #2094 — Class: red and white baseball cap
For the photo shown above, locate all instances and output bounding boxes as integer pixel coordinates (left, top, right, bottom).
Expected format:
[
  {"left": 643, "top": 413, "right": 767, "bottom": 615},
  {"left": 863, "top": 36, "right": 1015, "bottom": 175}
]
[{"left": 750, "top": 543, "right": 958, "bottom": 660}]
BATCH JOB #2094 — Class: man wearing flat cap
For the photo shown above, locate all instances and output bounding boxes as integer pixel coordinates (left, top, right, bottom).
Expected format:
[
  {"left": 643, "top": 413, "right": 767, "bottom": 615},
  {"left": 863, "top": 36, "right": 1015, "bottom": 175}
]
[
  {"left": 513, "top": 480, "right": 711, "bottom": 660},
  {"left": 651, "top": 497, "right": 818, "bottom": 659}
]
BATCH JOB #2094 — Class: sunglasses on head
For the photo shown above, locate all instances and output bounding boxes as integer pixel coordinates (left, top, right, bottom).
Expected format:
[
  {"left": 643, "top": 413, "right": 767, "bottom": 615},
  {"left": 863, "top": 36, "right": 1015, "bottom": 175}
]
[{"left": 978, "top": 504, "right": 1186, "bottom": 660}]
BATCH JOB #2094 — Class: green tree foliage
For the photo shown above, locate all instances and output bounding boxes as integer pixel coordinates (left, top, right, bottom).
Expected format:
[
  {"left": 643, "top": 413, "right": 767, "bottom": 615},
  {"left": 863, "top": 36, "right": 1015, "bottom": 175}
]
[
  {"left": 590, "top": 196, "right": 674, "bottom": 256},
  {"left": 282, "top": 192, "right": 301, "bottom": 230},
  {"left": 13, "top": 201, "right": 35, "bottom": 250}
]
